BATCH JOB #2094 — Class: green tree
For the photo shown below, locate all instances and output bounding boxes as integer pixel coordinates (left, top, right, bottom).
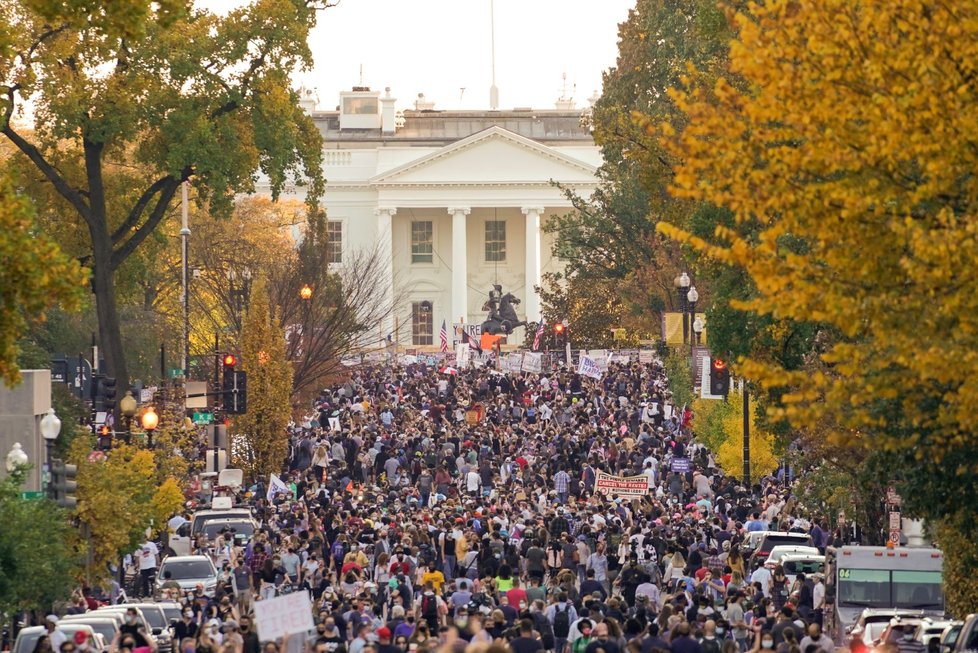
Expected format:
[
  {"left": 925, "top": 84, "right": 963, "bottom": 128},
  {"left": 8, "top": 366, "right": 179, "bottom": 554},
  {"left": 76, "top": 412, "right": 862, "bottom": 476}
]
[
  {"left": 0, "top": 0, "right": 326, "bottom": 395},
  {"left": 0, "top": 467, "right": 76, "bottom": 614},
  {"left": 0, "top": 169, "right": 86, "bottom": 386},
  {"left": 231, "top": 276, "right": 292, "bottom": 480},
  {"left": 545, "top": 0, "right": 738, "bottom": 316},
  {"left": 663, "top": 347, "right": 693, "bottom": 409}
]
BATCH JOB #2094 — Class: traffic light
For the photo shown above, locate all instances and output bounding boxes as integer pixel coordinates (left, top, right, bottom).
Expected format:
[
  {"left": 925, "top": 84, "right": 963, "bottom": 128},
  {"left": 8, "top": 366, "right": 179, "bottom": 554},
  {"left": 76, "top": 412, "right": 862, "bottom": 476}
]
[
  {"left": 710, "top": 358, "right": 730, "bottom": 397},
  {"left": 221, "top": 354, "right": 247, "bottom": 414},
  {"left": 97, "top": 425, "right": 113, "bottom": 451},
  {"left": 98, "top": 376, "right": 117, "bottom": 412},
  {"left": 49, "top": 459, "right": 78, "bottom": 509},
  {"left": 553, "top": 322, "right": 566, "bottom": 348}
]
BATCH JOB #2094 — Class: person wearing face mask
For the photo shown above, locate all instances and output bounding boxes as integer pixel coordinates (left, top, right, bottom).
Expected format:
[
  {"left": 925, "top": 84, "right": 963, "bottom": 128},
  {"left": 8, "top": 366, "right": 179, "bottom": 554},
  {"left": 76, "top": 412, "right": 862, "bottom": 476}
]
[
  {"left": 895, "top": 625, "right": 926, "bottom": 653},
  {"left": 239, "top": 617, "right": 260, "bottom": 653},
  {"left": 118, "top": 609, "right": 151, "bottom": 650},
  {"left": 173, "top": 609, "right": 199, "bottom": 642}
]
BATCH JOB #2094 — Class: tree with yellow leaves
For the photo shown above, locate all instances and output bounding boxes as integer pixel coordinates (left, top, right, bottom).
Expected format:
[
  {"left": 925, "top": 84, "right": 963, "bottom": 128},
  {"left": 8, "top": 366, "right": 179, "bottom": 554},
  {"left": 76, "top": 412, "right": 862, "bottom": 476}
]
[
  {"left": 231, "top": 276, "right": 292, "bottom": 480},
  {"left": 656, "top": 0, "right": 978, "bottom": 612},
  {"left": 713, "top": 390, "right": 780, "bottom": 485},
  {"left": 68, "top": 437, "right": 185, "bottom": 580}
]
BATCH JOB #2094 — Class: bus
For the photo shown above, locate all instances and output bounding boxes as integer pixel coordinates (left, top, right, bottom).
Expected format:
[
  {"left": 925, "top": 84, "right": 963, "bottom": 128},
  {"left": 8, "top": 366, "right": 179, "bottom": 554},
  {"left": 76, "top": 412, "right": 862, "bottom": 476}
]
[{"left": 825, "top": 545, "right": 944, "bottom": 641}]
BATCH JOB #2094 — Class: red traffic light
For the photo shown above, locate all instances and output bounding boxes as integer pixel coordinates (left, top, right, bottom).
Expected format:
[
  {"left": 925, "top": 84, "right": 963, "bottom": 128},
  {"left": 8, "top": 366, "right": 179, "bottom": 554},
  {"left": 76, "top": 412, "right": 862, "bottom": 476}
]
[
  {"left": 713, "top": 358, "right": 727, "bottom": 370},
  {"left": 554, "top": 323, "right": 566, "bottom": 334},
  {"left": 223, "top": 354, "right": 237, "bottom": 367}
]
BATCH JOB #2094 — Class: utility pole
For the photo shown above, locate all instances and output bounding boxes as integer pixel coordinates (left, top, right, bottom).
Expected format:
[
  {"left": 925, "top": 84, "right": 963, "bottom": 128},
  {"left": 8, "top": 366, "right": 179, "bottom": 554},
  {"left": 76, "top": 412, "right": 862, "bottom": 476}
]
[
  {"left": 181, "top": 181, "right": 191, "bottom": 379},
  {"left": 743, "top": 380, "right": 750, "bottom": 486}
]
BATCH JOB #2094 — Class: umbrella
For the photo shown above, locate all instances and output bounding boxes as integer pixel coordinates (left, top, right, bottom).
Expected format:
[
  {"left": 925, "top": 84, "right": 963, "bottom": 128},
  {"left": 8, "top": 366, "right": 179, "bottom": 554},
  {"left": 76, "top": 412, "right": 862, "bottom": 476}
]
[{"left": 439, "top": 366, "right": 459, "bottom": 375}]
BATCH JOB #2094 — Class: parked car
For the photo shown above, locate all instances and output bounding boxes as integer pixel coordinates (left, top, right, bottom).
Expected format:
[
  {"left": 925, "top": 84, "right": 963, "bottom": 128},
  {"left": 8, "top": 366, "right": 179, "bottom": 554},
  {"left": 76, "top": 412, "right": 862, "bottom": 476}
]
[
  {"left": 765, "top": 545, "right": 821, "bottom": 568},
  {"left": 749, "top": 532, "right": 814, "bottom": 570},
  {"left": 126, "top": 603, "right": 174, "bottom": 653},
  {"left": 847, "top": 609, "right": 929, "bottom": 653},
  {"left": 13, "top": 625, "right": 105, "bottom": 653},
  {"left": 779, "top": 554, "right": 825, "bottom": 586},
  {"left": 56, "top": 616, "right": 121, "bottom": 648},
  {"left": 155, "top": 555, "right": 219, "bottom": 596},
  {"left": 915, "top": 618, "right": 958, "bottom": 647},
  {"left": 940, "top": 621, "right": 964, "bottom": 652}
]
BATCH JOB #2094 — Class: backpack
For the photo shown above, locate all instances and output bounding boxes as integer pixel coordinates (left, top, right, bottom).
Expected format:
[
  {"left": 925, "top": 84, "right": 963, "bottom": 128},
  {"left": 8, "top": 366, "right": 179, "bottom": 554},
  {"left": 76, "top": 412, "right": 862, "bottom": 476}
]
[
  {"left": 422, "top": 594, "right": 438, "bottom": 621},
  {"left": 553, "top": 604, "right": 571, "bottom": 638},
  {"left": 533, "top": 612, "right": 555, "bottom": 650}
]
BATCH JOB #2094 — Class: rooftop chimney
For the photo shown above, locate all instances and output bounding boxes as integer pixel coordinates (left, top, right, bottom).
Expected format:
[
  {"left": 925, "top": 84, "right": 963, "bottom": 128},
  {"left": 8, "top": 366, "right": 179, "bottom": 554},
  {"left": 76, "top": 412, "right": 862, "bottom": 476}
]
[{"left": 381, "top": 87, "right": 397, "bottom": 134}]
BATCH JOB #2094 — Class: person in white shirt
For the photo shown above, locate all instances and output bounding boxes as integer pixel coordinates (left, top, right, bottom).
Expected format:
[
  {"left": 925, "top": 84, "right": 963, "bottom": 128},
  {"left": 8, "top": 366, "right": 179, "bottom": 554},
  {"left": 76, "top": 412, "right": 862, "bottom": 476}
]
[
  {"left": 466, "top": 469, "right": 482, "bottom": 496},
  {"left": 750, "top": 564, "right": 773, "bottom": 598},
  {"left": 136, "top": 541, "right": 159, "bottom": 597},
  {"left": 46, "top": 616, "right": 66, "bottom": 652}
]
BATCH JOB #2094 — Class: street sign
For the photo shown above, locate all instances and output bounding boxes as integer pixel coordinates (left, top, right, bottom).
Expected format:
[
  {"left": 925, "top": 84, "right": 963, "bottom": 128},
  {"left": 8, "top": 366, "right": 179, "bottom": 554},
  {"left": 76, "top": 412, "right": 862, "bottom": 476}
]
[
  {"left": 889, "top": 511, "right": 902, "bottom": 545},
  {"left": 20, "top": 491, "right": 43, "bottom": 500},
  {"left": 168, "top": 368, "right": 183, "bottom": 379},
  {"left": 193, "top": 411, "right": 214, "bottom": 425},
  {"left": 886, "top": 484, "right": 902, "bottom": 507}
]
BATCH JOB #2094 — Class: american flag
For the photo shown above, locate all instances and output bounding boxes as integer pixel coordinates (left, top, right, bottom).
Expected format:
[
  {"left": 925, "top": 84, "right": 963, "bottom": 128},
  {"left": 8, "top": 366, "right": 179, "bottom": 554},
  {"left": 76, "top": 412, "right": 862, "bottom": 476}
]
[
  {"left": 532, "top": 319, "right": 546, "bottom": 351},
  {"left": 439, "top": 320, "right": 449, "bottom": 352}
]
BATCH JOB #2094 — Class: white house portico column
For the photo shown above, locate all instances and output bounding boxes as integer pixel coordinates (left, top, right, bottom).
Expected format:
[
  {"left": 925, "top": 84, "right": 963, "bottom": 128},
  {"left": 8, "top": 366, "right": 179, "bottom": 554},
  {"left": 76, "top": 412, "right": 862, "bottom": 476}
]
[
  {"left": 374, "top": 207, "right": 397, "bottom": 341},
  {"left": 448, "top": 207, "right": 470, "bottom": 323},
  {"left": 522, "top": 206, "right": 544, "bottom": 322}
]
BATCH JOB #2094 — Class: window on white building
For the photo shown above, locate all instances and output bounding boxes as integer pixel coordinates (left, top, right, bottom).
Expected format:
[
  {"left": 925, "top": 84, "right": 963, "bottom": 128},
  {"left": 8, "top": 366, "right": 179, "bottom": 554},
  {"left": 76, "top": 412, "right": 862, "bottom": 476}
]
[
  {"left": 412, "top": 301, "right": 433, "bottom": 345},
  {"left": 326, "top": 220, "right": 342, "bottom": 264},
  {"left": 411, "top": 221, "right": 433, "bottom": 264},
  {"left": 342, "top": 97, "right": 378, "bottom": 115},
  {"left": 485, "top": 219, "right": 506, "bottom": 262}
]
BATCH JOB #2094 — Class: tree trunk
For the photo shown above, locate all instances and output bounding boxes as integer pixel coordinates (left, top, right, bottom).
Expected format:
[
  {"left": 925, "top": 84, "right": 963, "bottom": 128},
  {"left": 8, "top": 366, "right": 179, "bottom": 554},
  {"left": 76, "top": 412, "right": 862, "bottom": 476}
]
[{"left": 89, "top": 216, "right": 129, "bottom": 398}]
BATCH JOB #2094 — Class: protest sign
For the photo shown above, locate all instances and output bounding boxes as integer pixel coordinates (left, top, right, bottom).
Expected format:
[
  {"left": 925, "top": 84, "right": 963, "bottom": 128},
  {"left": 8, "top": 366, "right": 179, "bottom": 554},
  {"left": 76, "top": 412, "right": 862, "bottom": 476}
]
[
  {"left": 253, "top": 590, "right": 315, "bottom": 642},
  {"left": 522, "top": 352, "right": 544, "bottom": 373},
  {"left": 670, "top": 457, "right": 692, "bottom": 473},
  {"left": 595, "top": 471, "right": 651, "bottom": 498},
  {"left": 578, "top": 355, "right": 603, "bottom": 379}
]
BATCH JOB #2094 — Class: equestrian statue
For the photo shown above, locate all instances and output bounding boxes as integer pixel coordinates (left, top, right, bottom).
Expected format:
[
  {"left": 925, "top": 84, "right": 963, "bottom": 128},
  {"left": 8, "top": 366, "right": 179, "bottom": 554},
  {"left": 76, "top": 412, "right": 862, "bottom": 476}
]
[{"left": 481, "top": 284, "right": 531, "bottom": 335}]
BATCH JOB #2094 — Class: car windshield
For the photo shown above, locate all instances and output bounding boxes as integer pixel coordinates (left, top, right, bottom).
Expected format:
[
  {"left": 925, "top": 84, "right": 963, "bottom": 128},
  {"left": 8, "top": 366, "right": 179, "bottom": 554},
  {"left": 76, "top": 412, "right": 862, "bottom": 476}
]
[
  {"left": 191, "top": 512, "right": 250, "bottom": 534},
  {"left": 76, "top": 622, "right": 116, "bottom": 640},
  {"left": 161, "top": 560, "right": 214, "bottom": 579},
  {"left": 840, "top": 569, "right": 944, "bottom": 610},
  {"left": 865, "top": 622, "right": 889, "bottom": 642},
  {"left": 201, "top": 521, "right": 254, "bottom": 539},
  {"left": 783, "top": 560, "right": 824, "bottom": 575},
  {"left": 759, "top": 536, "right": 812, "bottom": 553},
  {"left": 133, "top": 608, "right": 165, "bottom": 629}
]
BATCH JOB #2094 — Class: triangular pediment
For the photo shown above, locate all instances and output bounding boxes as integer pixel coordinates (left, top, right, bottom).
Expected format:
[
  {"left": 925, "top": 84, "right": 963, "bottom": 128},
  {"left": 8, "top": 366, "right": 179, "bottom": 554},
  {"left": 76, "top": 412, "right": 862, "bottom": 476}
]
[{"left": 370, "top": 126, "right": 597, "bottom": 186}]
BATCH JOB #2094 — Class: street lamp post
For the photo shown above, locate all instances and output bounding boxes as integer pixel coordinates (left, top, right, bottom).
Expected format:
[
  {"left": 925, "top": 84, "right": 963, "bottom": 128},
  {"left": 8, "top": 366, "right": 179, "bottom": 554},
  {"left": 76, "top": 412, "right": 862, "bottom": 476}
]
[
  {"left": 229, "top": 268, "right": 253, "bottom": 331},
  {"left": 692, "top": 316, "right": 705, "bottom": 347},
  {"left": 40, "top": 408, "right": 61, "bottom": 473},
  {"left": 120, "top": 391, "right": 138, "bottom": 445},
  {"left": 5, "top": 443, "right": 28, "bottom": 473},
  {"left": 674, "top": 272, "right": 691, "bottom": 344},
  {"left": 141, "top": 406, "right": 159, "bottom": 449}
]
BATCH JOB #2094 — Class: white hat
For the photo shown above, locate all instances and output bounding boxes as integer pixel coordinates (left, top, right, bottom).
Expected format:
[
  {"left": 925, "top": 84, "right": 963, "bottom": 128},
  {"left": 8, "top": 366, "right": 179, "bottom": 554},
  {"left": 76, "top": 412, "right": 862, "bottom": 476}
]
[{"left": 46, "top": 615, "right": 59, "bottom": 624}]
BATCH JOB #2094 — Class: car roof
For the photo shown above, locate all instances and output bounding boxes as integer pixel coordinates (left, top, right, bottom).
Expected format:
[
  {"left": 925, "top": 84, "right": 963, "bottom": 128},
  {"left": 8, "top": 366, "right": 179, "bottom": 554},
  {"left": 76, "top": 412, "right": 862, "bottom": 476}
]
[
  {"left": 161, "top": 555, "right": 213, "bottom": 563},
  {"left": 779, "top": 554, "right": 825, "bottom": 561}
]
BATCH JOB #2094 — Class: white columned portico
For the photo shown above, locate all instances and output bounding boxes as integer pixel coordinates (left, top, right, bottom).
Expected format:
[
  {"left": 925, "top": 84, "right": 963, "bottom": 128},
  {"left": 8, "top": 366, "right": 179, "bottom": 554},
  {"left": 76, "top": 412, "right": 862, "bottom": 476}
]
[
  {"left": 374, "top": 207, "right": 397, "bottom": 340},
  {"left": 448, "top": 207, "right": 471, "bottom": 323},
  {"left": 522, "top": 206, "right": 544, "bottom": 322}
]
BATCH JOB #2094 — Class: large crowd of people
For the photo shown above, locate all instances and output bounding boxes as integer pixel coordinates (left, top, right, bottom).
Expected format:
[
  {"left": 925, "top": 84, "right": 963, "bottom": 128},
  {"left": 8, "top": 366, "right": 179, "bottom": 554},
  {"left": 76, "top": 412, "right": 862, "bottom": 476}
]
[{"left": 97, "top": 357, "right": 836, "bottom": 653}]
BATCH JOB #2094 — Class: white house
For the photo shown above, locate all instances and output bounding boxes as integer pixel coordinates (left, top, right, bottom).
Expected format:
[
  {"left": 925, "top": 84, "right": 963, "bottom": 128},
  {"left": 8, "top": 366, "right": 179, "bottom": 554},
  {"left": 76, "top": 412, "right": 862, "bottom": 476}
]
[{"left": 262, "top": 86, "right": 600, "bottom": 348}]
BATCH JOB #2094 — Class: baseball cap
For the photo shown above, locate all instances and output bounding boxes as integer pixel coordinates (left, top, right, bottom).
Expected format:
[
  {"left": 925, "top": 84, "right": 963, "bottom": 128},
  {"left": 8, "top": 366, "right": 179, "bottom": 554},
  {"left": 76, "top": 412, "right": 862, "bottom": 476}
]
[
  {"left": 46, "top": 615, "right": 59, "bottom": 624},
  {"left": 377, "top": 627, "right": 392, "bottom": 640}
]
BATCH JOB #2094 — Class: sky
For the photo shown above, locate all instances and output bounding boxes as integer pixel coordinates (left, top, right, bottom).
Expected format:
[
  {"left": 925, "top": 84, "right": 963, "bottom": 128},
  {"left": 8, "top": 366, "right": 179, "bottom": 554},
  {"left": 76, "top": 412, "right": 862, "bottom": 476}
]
[{"left": 199, "top": 0, "right": 635, "bottom": 111}]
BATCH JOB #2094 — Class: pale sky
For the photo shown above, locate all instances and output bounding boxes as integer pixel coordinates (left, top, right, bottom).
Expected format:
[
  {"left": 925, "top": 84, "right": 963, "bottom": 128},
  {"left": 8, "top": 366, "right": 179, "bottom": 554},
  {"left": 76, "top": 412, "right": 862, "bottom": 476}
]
[{"left": 199, "top": 0, "right": 634, "bottom": 111}]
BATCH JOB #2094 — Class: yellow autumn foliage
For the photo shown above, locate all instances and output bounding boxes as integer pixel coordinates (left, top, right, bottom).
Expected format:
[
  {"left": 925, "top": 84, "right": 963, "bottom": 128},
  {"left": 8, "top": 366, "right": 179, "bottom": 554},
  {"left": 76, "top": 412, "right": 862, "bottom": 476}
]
[
  {"left": 658, "top": 0, "right": 978, "bottom": 461},
  {"left": 68, "top": 437, "right": 186, "bottom": 580},
  {"left": 713, "top": 390, "right": 779, "bottom": 484}
]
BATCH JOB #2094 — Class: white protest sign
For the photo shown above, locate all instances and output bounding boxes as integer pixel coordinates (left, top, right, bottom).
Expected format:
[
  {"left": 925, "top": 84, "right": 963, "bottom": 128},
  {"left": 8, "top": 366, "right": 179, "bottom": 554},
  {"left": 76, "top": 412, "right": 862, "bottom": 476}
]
[
  {"left": 253, "top": 589, "right": 315, "bottom": 642},
  {"left": 522, "top": 352, "right": 544, "bottom": 374},
  {"left": 639, "top": 350, "right": 654, "bottom": 364},
  {"left": 455, "top": 344, "right": 469, "bottom": 367},
  {"left": 578, "top": 355, "right": 603, "bottom": 379},
  {"left": 503, "top": 353, "right": 524, "bottom": 373}
]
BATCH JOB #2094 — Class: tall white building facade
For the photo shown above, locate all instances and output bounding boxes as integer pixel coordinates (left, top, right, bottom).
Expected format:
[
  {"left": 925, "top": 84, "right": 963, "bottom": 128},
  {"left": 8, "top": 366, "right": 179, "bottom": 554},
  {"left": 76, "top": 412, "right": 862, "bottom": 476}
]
[{"left": 267, "top": 87, "right": 600, "bottom": 348}]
